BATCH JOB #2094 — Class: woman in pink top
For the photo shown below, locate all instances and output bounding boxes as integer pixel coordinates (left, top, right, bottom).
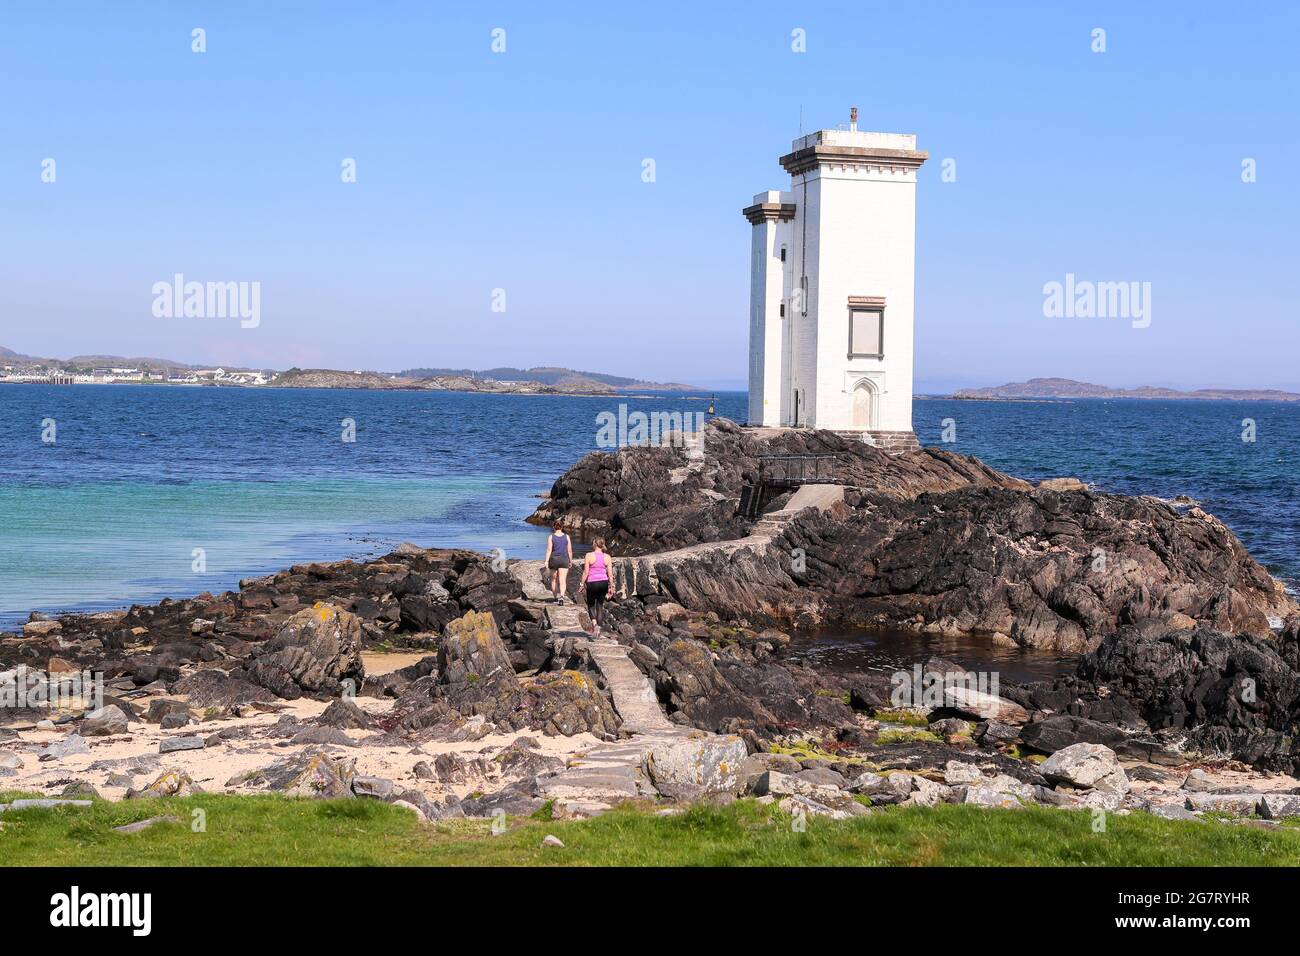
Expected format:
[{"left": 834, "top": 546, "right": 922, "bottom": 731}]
[{"left": 578, "top": 537, "right": 615, "bottom": 638}]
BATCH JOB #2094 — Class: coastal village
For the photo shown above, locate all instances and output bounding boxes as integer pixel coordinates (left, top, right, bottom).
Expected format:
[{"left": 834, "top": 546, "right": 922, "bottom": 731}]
[{"left": 0, "top": 363, "right": 272, "bottom": 386}]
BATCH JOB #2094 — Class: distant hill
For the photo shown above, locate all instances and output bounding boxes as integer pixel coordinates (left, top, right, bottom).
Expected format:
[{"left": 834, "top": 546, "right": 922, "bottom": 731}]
[
  {"left": 953, "top": 377, "right": 1300, "bottom": 402},
  {"left": 399, "top": 365, "right": 700, "bottom": 391},
  {"left": 271, "top": 367, "right": 616, "bottom": 395},
  {"left": 0, "top": 345, "right": 265, "bottom": 373},
  {"left": 3, "top": 346, "right": 696, "bottom": 391}
]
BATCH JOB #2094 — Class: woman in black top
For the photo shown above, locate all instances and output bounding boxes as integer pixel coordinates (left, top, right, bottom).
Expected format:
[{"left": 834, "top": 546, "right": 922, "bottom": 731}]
[{"left": 543, "top": 523, "right": 572, "bottom": 604}]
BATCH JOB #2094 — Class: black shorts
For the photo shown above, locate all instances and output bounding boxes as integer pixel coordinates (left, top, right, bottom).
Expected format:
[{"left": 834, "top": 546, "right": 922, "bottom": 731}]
[
  {"left": 585, "top": 579, "right": 609, "bottom": 611},
  {"left": 548, "top": 555, "right": 571, "bottom": 570}
]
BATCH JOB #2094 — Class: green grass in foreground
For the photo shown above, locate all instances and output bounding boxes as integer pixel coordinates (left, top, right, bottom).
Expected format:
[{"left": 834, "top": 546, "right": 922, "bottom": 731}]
[{"left": 3, "top": 791, "right": 1298, "bottom": 866}]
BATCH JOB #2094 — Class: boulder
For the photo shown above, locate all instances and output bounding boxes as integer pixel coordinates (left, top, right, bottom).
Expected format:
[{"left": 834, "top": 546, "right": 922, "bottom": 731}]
[
  {"left": 1257, "top": 794, "right": 1300, "bottom": 819},
  {"left": 242, "top": 603, "right": 365, "bottom": 700},
  {"left": 1181, "top": 769, "right": 1217, "bottom": 792},
  {"left": 1145, "top": 803, "right": 1202, "bottom": 822},
  {"left": 1184, "top": 792, "right": 1264, "bottom": 817},
  {"left": 435, "top": 610, "right": 523, "bottom": 717},
  {"left": 954, "top": 785, "right": 1023, "bottom": 808},
  {"left": 173, "top": 670, "right": 278, "bottom": 709},
  {"left": 128, "top": 770, "right": 201, "bottom": 798},
  {"left": 976, "top": 720, "right": 1022, "bottom": 745},
  {"left": 1039, "top": 743, "right": 1129, "bottom": 795},
  {"left": 81, "top": 704, "right": 130, "bottom": 736},
  {"left": 848, "top": 771, "right": 913, "bottom": 806},
  {"left": 941, "top": 686, "right": 1029, "bottom": 725},
  {"left": 520, "top": 670, "right": 621, "bottom": 737},
  {"left": 643, "top": 732, "right": 747, "bottom": 799},
  {"left": 229, "top": 752, "right": 357, "bottom": 798},
  {"left": 352, "top": 776, "right": 395, "bottom": 799},
  {"left": 39, "top": 734, "right": 90, "bottom": 762},
  {"left": 316, "top": 697, "right": 378, "bottom": 730},
  {"left": 143, "top": 698, "right": 191, "bottom": 724},
  {"left": 943, "top": 760, "right": 983, "bottom": 786},
  {"left": 903, "top": 775, "right": 952, "bottom": 807},
  {"left": 777, "top": 792, "right": 869, "bottom": 820},
  {"left": 1020, "top": 715, "right": 1129, "bottom": 754},
  {"left": 795, "top": 766, "right": 848, "bottom": 789},
  {"left": 159, "top": 736, "right": 205, "bottom": 754}
]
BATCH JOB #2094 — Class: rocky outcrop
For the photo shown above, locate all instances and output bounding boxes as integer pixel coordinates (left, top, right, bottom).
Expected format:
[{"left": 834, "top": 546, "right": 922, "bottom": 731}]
[
  {"left": 238, "top": 603, "right": 364, "bottom": 700},
  {"left": 528, "top": 420, "right": 1293, "bottom": 651},
  {"left": 388, "top": 610, "right": 621, "bottom": 738},
  {"left": 529, "top": 418, "right": 1027, "bottom": 555},
  {"left": 228, "top": 751, "right": 357, "bottom": 798}
]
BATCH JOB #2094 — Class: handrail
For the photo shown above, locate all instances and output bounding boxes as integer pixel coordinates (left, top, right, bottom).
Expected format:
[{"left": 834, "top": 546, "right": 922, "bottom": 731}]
[{"left": 756, "top": 454, "right": 838, "bottom": 484}]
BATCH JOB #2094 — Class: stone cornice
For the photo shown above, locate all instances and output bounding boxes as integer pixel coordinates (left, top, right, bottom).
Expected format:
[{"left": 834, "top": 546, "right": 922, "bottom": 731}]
[
  {"left": 741, "top": 201, "right": 797, "bottom": 225},
  {"left": 779, "top": 144, "right": 929, "bottom": 176},
  {"left": 848, "top": 296, "right": 887, "bottom": 309}
]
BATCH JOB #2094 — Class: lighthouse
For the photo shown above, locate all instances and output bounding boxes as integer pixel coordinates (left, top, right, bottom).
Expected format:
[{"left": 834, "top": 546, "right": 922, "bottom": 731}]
[{"left": 743, "top": 108, "right": 926, "bottom": 451}]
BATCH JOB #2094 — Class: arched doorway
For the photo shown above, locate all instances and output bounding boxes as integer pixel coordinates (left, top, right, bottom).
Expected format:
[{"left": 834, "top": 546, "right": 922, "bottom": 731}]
[{"left": 852, "top": 380, "right": 876, "bottom": 429}]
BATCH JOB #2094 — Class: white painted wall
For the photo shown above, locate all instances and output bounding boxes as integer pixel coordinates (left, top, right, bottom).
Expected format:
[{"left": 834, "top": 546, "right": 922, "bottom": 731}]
[
  {"left": 808, "top": 164, "right": 917, "bottom": 432},
  {"left": 748, "top": 128, "right": 922, "bottom": 435}
]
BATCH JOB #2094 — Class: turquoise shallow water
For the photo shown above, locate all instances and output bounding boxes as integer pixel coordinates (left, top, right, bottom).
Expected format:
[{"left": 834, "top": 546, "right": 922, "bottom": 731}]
[{"left": 0, "top": 385, "right": 1295, "bottom": 628}]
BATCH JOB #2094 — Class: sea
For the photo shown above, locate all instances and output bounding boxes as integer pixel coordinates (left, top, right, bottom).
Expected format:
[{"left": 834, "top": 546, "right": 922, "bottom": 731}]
[{"left": 1, "top": 386, "right": 1296, "bottom": 668}]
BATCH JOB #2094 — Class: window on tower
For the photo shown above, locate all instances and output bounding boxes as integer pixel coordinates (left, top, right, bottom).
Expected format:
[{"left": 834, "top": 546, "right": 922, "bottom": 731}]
[{"left": 848, "top": 304, "right": 885, "bottom": 358}]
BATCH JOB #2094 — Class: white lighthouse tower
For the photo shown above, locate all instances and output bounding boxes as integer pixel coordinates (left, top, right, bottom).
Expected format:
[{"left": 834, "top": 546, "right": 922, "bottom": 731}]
[{"left": 744, "top": 108, "right": 926, "bottom": 451}]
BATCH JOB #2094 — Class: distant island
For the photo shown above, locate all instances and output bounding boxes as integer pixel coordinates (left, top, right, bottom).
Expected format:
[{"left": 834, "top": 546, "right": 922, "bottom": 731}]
[
  {"left": 0, "top": 346, "right": 702, "bottom": 394},
  {"left": 952, "top": 377, "right": 1300, "bottom": 402}
]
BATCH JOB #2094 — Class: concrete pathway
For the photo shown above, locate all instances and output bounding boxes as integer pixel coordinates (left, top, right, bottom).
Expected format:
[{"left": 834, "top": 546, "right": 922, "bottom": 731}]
[
  {"left": 508, "top": 560, "right": 693, "bottom": 813},
  {"left": 510, "top": 559, "right": 674, "bottom": 735},
  {"left": 611, "top": 482, "right": 844, "bottom": 598},
  {"left": 505, "top": 488, "right": 841, "bottom": 814}
]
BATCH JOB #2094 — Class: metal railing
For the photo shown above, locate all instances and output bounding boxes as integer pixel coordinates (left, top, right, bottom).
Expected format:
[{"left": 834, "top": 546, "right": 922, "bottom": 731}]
[{"left": 756, "top": 454, "right": 838, "bottom": 486}]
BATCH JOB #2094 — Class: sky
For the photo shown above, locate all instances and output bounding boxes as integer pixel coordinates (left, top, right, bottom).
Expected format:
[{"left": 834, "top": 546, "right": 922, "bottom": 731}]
[{"left": 1, "top": 2, "right": 1297, "bottom": 392}]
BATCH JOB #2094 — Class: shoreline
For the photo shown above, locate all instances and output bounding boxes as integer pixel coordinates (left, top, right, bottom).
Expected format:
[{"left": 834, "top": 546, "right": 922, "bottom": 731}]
[{"left": 0, "top": 380, "right": 718, "bottom": 400}]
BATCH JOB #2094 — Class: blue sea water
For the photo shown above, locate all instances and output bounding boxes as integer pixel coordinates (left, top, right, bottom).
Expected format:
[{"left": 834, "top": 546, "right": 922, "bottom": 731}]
[{"left": 0, "top": 384, "right": 1295, "bottom": 628}]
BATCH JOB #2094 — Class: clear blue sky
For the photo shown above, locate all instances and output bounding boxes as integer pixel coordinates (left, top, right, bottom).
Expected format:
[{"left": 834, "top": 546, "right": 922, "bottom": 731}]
[{"left": 2, "top": 2, "right": 1296, "bottom": 392}]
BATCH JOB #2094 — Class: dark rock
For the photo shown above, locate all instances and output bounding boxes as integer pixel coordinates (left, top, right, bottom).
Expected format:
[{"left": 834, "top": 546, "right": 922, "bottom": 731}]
[
  {"left": 461, "top": 780, "right": 544, "bottom": 818},
  {"left": 241, "top": 603, "right": 365, "bottom": 700},
  {"left": 316, "top": 697, "right": 378, "bottom": 730},
  {"left": 39, "top": 734, "right": 90, "bottom": 762},
  {"left": 159, "top": 736, "right": 205, "bottom": 754},
  {"left": 81, "top": 704, "right": 130, "bottom": 736},
  {"left": 352, "top": 775, "right": 395, "bottom": 799},
  {"left": 1020, "top": 715, "right": 1130, "bottom": 754},
  {"left": 229, "top": 752, "right": 356, "bottom": 798},
  {"left": 173, "top": 670, "right": 278, "bottom": 709},
  {"left": 289, "top": 727, "right": 357, "bottom": 748}
]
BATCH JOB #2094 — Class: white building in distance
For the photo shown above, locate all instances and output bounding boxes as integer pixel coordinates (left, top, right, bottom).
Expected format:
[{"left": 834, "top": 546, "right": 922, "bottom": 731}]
[{"left": 745, "top": 108, "right": 926, "bottom": 451}]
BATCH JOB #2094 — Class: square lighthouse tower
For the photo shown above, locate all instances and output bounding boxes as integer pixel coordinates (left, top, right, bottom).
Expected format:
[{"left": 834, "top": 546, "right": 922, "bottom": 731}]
[{"left": 743, "top": 109, "right": 926, "bottom": 451}]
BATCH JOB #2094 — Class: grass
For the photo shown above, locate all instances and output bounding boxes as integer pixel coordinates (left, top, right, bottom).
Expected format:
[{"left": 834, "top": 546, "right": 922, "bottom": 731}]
[{"left": 4, "top": 792, "right": 1300, "bottom": 866}]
